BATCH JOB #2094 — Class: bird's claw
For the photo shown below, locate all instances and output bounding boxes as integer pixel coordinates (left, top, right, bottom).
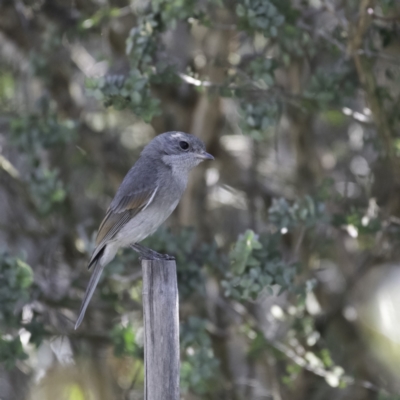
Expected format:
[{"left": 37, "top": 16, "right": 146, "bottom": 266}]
[
  {"left": 130, "top": 244, "right": 175, "bottom": 261},
  {"left": 158, "top": 253, "right": 175, "bottom": 261},
  {"left": 138, "top": 253, "right": 175, "bottom": 261}
]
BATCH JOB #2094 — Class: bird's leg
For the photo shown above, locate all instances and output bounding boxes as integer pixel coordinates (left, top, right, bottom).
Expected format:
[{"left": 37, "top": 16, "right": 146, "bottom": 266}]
[{"left": 130, "top": 243, "right": 175, "bottom": 261}]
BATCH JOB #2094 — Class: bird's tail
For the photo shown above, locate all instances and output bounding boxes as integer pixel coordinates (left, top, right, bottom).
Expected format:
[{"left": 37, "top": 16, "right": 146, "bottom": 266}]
[{"left": 75, "top": 259, "right": 105, "bottom": 330}]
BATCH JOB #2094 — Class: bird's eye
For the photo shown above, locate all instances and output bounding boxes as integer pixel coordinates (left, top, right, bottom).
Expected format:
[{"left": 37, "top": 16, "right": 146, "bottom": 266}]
[{"left": 179, "top": 141, "right": 189, "bottom": 151}]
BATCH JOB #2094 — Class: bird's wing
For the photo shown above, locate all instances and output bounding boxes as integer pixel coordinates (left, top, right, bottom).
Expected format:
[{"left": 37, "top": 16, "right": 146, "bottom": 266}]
[{"left": 88, "top": 185, "right": 158, "bottom": 268}]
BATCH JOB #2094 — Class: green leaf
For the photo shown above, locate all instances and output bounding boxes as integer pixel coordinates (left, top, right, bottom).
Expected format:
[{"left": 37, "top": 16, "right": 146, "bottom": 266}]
[{"left": 229, "top": 230, "right": 262, "bottom": 274}]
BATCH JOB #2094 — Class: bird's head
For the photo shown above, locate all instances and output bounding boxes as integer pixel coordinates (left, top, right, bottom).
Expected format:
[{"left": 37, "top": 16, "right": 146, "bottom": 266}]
[{"left": 143, "top": 131, "right": 214, "bottom": 171}]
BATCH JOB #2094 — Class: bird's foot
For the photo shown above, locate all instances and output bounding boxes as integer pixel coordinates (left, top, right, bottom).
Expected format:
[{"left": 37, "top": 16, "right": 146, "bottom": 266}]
[{"left": 130, "top": 244, "right": 175, "bottom": 261}]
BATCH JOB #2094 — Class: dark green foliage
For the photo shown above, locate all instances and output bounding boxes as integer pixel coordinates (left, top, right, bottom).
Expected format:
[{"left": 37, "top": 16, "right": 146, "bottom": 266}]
[
  {"left": 229, "top": 229, "right": 262, "bottom": 276},
  {"left": 333, "top": 208, "right": 382, "bottom": 235},
  {"left": 30, "top": 32, "right": 63, "bottom": 81},
  {"left": 9, "top": 114, "right": 75, "bottom": 215},
  {"left": 0, "top": 337, "right": 29, "bottom": 369},
  {"left": 10, "top": 114, "right": 75, "bottom": 151},
  {"left": 236, "top": 0, "right": 284, "bottom": 36},
  {"left": 0, "top": 253, "right": 34, "bottom": 368},
  {"left": 240, "top": 101, "right": 280, "bottom": 139},
  {"left": 222, "top": 230, "right": 298, "bottom": 300},
  {"left": 249, "top": 58, "right": 278, "bottom": 87},
  {"left": 282, "top": 363, "right": 302, "bottom": 388},
  {"left": 379, "top": 393, "right": 400, "bottom": 400},
  {"left": 126, "top": 16, "right": 159, "bottom": 69},
  {"left": 28, "top": 169, "right": 67, "bottom": 215},
  {"left": 223, "top": 196, "right": 327, "bottom": 304},
  {"left": 0, "top": 253, "right": 33, "bottom": 327},
  {"left": 268, "top": 196, "right": 328, "bottom": 231},
  {"left": 278, "top": 25, "right": 315, "bottom": 60},
  {"left": 247, "top": 329, "right": 268, "bottom": 360},
  {"left": 152, "top": 0, "right": 200, "bottom": 27},
  {"left": 0, "top": 71, "right": 15, "bottom": 111},
  {"left": 86, "top": 72, "right": 160, "bottom": 121},
  {"left": 111, "top": 323, "right": 141, "bottom": 358},
  {"left": 380, "top": 0, "right": 397, "bottom": 11},
  {"left": 304, "top": 67, "right": 356, "bottom": 109},
  {"left": 180, "top": 317, "right": 219, "bottom": 395}
]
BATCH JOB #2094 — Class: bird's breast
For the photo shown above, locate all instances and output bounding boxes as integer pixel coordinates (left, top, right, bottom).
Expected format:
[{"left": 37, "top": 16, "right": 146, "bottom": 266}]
[{"left": 115, "top": 190, "right": 181, "bottom": 246}]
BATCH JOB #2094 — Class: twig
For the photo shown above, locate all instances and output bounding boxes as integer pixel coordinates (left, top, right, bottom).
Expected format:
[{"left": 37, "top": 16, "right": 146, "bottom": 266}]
[{"left": 216, "top": 296, "right": 390, "bottom": 395}]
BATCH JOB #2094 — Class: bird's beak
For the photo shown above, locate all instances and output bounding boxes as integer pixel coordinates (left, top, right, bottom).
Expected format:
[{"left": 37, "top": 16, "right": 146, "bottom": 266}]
[{"left": 196, "top": 151, "right": 214, "bottom": 160}]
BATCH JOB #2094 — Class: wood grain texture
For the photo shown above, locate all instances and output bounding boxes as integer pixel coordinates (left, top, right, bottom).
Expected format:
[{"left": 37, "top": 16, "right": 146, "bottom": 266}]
[{"left": 142, "top": 260, "right": 180, "bottom": 400}]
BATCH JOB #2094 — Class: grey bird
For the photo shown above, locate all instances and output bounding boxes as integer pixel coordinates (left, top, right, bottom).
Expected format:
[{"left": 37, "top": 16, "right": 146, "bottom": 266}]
[{"left": 75, "top": 131, "right": 213, "bottom": 329}]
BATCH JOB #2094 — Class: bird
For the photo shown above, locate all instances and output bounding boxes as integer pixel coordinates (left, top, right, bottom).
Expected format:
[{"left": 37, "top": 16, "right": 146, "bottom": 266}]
[{"left": 75, "top": 131, "right": 214, "bottom": 329}]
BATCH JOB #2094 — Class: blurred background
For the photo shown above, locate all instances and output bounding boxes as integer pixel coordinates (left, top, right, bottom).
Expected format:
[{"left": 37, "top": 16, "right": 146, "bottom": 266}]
[{"left": 1, "top": 0, "right": 400, "bottom": 399}]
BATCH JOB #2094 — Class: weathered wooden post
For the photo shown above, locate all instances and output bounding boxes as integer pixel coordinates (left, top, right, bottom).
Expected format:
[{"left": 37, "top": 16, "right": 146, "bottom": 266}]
[{"left": 142, "top": 259, "right": 180, "bottom": 400}]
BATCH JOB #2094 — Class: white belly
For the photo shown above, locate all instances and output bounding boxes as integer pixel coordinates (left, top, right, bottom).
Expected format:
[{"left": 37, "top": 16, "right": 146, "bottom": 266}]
[{"left": 115, "top": 199, "right": 179, "bottom": 247}]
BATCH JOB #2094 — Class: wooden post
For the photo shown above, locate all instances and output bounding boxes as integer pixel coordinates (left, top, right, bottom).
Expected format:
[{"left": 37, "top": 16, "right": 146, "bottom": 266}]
[{"left": 142, "top": 259, "right": 180, "bottom": 400}]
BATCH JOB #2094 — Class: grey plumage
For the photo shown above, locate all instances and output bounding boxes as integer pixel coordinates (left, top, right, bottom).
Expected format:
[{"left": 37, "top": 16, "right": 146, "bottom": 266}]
[{"left": 75, "top": 131, "right": 213, "bottom": 329}]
